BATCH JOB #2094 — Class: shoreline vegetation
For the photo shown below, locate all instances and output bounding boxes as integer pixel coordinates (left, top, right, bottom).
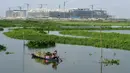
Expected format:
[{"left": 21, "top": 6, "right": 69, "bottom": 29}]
[
  {"left": 1, "top": 20, "right": 130, "bottom": 31},
  {"left": 1, "top": 19, "right": 130, "bottom": 26},
  {"left": 3, "top": 29, "right": 130, "bottom": 51}
]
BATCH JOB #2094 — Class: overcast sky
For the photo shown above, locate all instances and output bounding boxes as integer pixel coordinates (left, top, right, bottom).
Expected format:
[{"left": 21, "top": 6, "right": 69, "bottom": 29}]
[{"left": 0, "top": 0, "right": 130, "bottom": 18}]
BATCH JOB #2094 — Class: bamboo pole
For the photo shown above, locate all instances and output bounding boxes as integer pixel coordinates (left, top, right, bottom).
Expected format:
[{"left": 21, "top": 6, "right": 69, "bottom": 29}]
[{"left": 100, "top": 25, "right": 103, "bottom": 73}]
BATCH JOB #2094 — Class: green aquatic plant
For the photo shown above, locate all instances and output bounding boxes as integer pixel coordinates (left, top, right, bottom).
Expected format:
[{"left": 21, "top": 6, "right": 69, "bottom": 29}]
[
  {"left": 60, "top": 30, "right": 130, "bottom": 50},
  {"left": 4, "top": 29, "right": 130, "bottom": 50},
  {"left": 0, "top": 28, "right": 3, "bottom": 31},
  {"left": 5, "top": 52, "right": 15, "bottom": 55},
  {"left": 26, "top": 40, "right": 55, "bottom": 48},
  {"left": 32, "top": 28, "right": 47, "bottom": 34},
  {"left": 102, "top": 58, "right": 120, "bottom": 66},
  {"left": 1, "top": 19, "right": 130, "bottom": 30},
  {"left": 0, "top": 44, "right": 6, "bottom": 51},
  {"left": 89, "top": 53, "right": 92, "bottom": 56}
]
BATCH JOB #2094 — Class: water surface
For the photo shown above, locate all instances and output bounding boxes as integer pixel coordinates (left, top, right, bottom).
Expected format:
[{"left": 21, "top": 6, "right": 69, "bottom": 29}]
[{"left": 0, "top": 29, "right": 130, "bottom": 73}]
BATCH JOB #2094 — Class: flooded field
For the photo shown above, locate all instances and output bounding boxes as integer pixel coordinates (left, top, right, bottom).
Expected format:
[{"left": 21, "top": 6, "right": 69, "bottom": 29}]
[{"left": 0, "top": 29, "right": 130, "bottom": 73}]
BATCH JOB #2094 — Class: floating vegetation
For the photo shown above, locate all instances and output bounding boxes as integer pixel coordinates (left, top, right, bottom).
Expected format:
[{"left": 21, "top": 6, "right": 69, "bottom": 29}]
[
  {"left": 0, "top": 44, "right": 6, "bottom": 51},
  {"left": 4, "top": 29, "right": 44, "bottom": 40},
  {"left": 60, "top": 30, "right": 130, "bottom": 50},
  {"left": 0, "top": 28, "right": 4, "bottom": 31},
  {"left": 4, "top": 29, "right": 130, "bottom": 50},
  {"left": 26, "top": 40, "right": 55, "bottom": 48},
  {"left": 5, "top": 52, "right": 15, "bottom": 55},
  {"left": 1, "top": 19, "right": 130, "bottom": 30},
  {"left": 89, "top": 53, "right": 92, "bottom": 56},
  {"left": 32, "top": 28, "right": 47, "bottom": 34},
  {"left": 102, "top": 58, "right": 120, "bottom": 66}
]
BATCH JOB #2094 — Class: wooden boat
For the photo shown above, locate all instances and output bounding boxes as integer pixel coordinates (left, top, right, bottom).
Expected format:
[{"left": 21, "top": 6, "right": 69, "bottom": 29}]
[{"left": 31, "top": 53, "right": 61, "bottom": 62}]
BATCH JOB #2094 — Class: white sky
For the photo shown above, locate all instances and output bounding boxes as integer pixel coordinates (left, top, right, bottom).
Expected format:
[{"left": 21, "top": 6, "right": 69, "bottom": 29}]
[{"left": 0, "top": 0, "right": 130, "bottom": 18}]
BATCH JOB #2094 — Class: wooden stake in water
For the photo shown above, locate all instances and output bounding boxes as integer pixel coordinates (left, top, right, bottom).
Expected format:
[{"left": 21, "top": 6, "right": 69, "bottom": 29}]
[
  {"left": 100, "top": 25, "right": 103, "bottom": 73},
  {"left": 22, "top": 31, "right": 25, "bottom": 72}
]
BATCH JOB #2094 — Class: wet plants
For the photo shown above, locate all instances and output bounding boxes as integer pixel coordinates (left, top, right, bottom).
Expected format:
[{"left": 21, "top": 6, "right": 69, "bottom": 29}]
[
  {"left": 60, "top": 30, "right": 130, "bottom": 50},
  {"left": 5, "top": 52, "right": 15, "bottom": 55},
  {"left": 1, "top": 20, "right": 130, "bottom": 30},
  {"left": 0, "top": 28, "right": 3, "bottom": 31},
  {"left": 102, "top": 58, "right": 120, "bottom": 66},
  {"left": 0, "top": 44, "right": 6, "bottom": 51},
  {"left": 89, "top": 53, "right": 92, "bottom": 56},
  {"left": 26, "top": 40, "right": 56, "bottom": 48},
  {"left": 4, "top": 28, "right": 130, "bottom": 51}
]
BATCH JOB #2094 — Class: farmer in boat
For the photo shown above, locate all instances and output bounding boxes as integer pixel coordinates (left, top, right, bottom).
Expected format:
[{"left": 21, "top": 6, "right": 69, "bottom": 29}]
[
  {"left": 54, "top": 50, "right": 57, "bottom": 56},
  {"left": 51, "top": 50, "right": 59, "bottom": 61},
  {"left": 44, "top": 52, "right": 52, "bottom": 59}
]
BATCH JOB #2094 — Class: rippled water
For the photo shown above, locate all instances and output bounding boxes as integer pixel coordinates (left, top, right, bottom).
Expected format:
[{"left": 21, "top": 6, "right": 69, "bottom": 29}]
[
  {"left": 48, "top": 31, "right": 88, "bottom": 38},
  {"left": 60, "top": 26, "right": 130, "bottom": 29},
  {"left": 0, "top": 29, "right": 130, "bottom": 73},
  {"left": 90, "top": 30, "right": 130, "bottom": 34}
]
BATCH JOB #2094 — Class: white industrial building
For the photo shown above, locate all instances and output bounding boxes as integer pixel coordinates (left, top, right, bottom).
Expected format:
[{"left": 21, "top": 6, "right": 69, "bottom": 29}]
[
  {"left": 6, "top": 8, "right": 110, "bottom": 19},
  {"left": 27, "top": 8, "right": 110, "bottom": 19},
  {"left": 6, "top": 10, "right": 26, "bottom": 19},
  {"left": 27, "top": 8, "right": 70, "bottom": 18},
  {"left": 27, "top": 8, "right": 49, "bottom": 18}
]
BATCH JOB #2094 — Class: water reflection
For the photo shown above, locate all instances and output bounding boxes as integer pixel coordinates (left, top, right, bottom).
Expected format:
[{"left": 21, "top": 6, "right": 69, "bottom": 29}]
[
  {"left": 32, "top": 58, "right": 61, "bottom": 70},
  {"left": 30, "top": 51, "right": 63, "bottom": 70}
]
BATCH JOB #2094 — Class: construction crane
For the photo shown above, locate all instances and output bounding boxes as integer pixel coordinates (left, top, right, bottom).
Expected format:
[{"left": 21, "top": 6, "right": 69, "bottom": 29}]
[
  {"left": 8, "top": 7, "right": 11, "bottom": 10},
  {"left": 58, "top": 4, "right": 61, "bottom": 19},
  {"left": 38, "top": 4, "right": 47, "bottom": 9},
  {"left": 17, "top": 6, "right": 22, "bottom": 18},
  {"left": 17, "top": 6, "right": 22, "bottom": 10},
  {"left": 59, "top": 4, "right": 61, "bottom": 9},
  {"left": 90, "top": 5, "right": 94, "bottom": 18},
  {"left": 8, "top": 7, "right": 16, "bottom": 10},
  {"left": 24, "top": 3, "right": 29, "bottom": 10},
  {"left": 90, "top": 5, "right": 94, "bottom": 10},
  {"left": 63, "top": 1, "right": 68, "bottom": 18}
]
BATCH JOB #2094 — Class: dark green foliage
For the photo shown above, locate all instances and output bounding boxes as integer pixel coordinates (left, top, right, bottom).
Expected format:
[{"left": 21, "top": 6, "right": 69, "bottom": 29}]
[
  {"left": 24, "top": 20, "right": 39, "bottom": 23},
  {"left": 32, "top": 28, "right": 47, "bottom": 34},
  {"left": 1, "top": 19, "right": 130, "bottom": 30},
  {"left": 102, "top": 59, "right": 120, "bottom": 66},
  {"left": 5, "top": 52, "right": 14, "bottom": 55},
  {"left": 60, "top": 30, "right": 130, "bottom": 50},
  {"left": 0, "top": 20, "right": 19, "bottom": 27},
  {"left": 0, "top": 45, "right": 6, "bottom": 51},
  {"left": 0, "top": 28, "right": 4, "bottom": 31},
  {"left": 26, "top": 40, "right": 55, "bottom": 48},
  {"left": 4, "top": 29, "right": 130, "bottom": 50}
]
